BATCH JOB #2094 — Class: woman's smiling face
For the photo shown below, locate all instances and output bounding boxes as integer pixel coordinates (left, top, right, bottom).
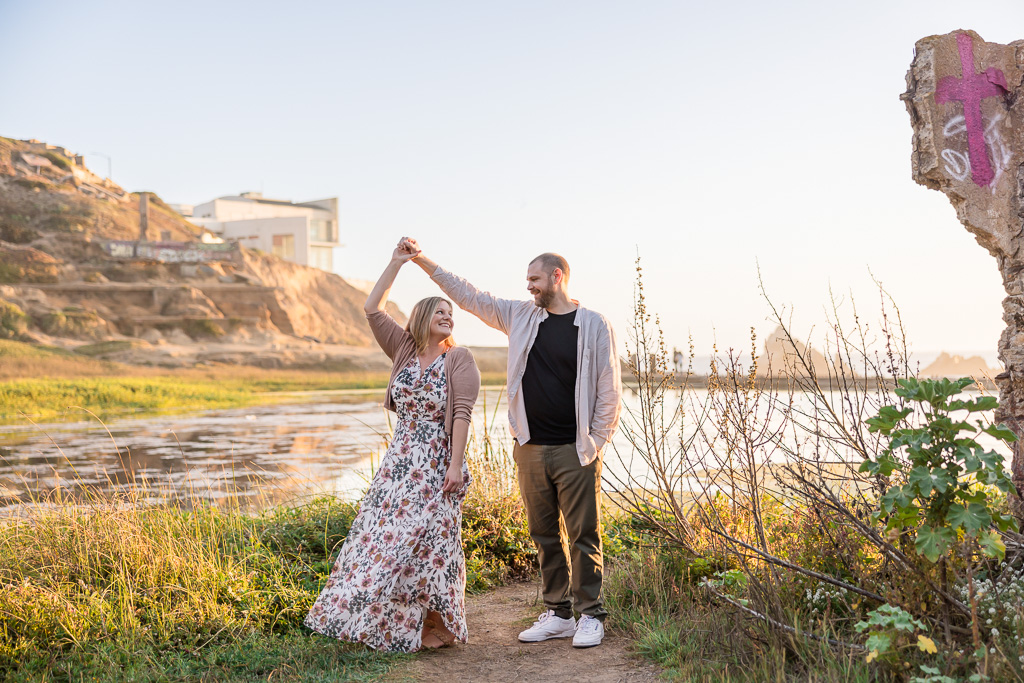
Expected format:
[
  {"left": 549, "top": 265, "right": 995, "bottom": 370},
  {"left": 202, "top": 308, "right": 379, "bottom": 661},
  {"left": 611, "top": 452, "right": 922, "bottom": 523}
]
[{"left": 430, "top": 300, "right": 454, "bottom": 341}]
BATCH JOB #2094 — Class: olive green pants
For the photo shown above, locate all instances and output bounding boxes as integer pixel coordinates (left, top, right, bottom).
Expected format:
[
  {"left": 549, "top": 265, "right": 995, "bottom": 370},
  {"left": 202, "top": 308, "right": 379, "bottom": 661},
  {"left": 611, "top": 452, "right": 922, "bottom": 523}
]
[{"left": 513, "top": 442, "right": 606, "bottom": 621}]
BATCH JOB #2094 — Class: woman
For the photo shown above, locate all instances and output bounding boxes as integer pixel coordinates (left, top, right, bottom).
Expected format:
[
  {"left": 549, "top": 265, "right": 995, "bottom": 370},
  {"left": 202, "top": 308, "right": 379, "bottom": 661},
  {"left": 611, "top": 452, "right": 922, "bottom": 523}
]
[{"left": 304, "top": 244, "right": 480, "bottom": 652}]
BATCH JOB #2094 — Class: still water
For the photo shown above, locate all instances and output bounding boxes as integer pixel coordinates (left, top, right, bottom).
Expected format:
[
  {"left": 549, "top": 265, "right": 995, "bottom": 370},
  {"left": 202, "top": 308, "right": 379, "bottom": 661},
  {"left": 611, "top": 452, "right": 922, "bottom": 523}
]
[
  {"left": 0, "top": 391, "right": 396, "bottom": 511},
  {"left": 0, "top": 385, "right": 1007, "bottom": 512}
]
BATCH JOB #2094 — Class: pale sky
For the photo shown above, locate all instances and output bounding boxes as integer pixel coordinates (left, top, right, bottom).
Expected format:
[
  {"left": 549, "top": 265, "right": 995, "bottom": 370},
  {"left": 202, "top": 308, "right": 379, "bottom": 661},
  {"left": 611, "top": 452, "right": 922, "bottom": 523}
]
[{"left": 2, "top": 1, "right": 1022, "bottom": 362}]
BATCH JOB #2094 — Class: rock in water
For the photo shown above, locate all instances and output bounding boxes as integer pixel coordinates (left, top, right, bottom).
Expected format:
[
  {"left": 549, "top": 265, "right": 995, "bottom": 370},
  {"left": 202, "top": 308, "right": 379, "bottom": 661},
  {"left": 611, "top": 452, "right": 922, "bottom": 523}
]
[{"left": 903, "top": 30, "right": 1024, "bottom": 511}]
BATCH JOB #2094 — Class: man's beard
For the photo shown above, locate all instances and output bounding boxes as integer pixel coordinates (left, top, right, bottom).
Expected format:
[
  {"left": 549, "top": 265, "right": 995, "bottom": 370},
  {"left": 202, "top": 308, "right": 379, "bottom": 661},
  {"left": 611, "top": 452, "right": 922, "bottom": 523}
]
[{"left": 533, "top": 288, "right": 554, "bottom": 309}]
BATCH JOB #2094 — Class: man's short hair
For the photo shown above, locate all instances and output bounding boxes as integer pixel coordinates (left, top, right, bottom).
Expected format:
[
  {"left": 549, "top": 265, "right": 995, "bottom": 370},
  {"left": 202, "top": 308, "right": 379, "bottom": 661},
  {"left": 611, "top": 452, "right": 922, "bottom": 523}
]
[{"left": 530, "top": 253, "right": 570, "bottom": 281}]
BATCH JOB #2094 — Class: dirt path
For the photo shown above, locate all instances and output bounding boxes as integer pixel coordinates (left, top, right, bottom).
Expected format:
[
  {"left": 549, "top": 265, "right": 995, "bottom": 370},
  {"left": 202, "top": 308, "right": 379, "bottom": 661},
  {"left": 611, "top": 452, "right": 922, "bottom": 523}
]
[{"left": 389, "top": 582, "right": 661, "bottom": 682}]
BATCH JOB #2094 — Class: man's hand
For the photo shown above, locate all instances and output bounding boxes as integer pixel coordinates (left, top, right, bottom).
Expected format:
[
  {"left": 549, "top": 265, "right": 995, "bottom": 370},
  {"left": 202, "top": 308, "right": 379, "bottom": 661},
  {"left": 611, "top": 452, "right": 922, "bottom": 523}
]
[
  {"left": 399, "top": 236, "right": 439, "bottom": 276},
  {"left": 399, "top": 237, "right": 421, "bottom": 257},
  {"left": 391, "top": 244, "right": 419, "bottom": 264}
]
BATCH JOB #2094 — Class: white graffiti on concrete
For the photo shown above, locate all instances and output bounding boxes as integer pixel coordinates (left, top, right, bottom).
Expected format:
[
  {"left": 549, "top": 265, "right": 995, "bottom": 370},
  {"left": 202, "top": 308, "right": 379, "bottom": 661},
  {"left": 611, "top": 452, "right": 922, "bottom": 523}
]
[
  {"left": 941, "top": 112, "right": 1012, "bottom": 192},
  {"left": 104, "top": 240, "right": 239, "bottom": 263}
]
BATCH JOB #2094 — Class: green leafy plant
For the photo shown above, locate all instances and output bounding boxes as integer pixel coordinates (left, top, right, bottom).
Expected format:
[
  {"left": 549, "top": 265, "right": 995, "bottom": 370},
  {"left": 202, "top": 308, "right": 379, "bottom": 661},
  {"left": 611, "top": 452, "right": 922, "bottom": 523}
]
[
  {"left": 860, "top": 377, "right": 1019, "bottom": 562},
  {"left": 702, "top": 568, "right": 749, "bottom": 605},
  {"left": 855, "top": 604, "right": 937, "bottom": 664}
]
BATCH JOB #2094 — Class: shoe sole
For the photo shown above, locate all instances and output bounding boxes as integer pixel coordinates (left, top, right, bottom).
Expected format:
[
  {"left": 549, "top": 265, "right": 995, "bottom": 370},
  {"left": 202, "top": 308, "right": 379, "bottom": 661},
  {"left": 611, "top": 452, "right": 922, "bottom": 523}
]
[
  {"left": 518, "top": 632, "right": 576, "bottom": 643},
  {"left": 572, "top": 640, "right": 602, "bottom": 648}
]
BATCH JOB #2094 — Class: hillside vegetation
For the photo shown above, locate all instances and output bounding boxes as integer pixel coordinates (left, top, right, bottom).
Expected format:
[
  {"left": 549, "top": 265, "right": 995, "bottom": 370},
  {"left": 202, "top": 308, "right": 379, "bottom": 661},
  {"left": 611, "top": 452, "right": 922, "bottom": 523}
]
[{"left": 0, "top": 136, "right": 403, "bottom": 364}]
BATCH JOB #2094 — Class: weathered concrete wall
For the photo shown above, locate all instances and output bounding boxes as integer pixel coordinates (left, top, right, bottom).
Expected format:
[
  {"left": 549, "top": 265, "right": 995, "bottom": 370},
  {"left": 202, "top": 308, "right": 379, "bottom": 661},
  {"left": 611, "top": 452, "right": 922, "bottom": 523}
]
[{"left": 903, "top": 30, "right": 1024, "bottom": 511}]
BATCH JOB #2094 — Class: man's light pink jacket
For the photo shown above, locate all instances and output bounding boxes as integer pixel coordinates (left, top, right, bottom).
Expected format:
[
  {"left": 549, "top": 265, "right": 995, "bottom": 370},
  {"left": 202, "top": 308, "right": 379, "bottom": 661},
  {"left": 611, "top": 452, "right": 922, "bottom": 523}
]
[{"left": 430, "top": 266, "right": 622, "bottom": 466}]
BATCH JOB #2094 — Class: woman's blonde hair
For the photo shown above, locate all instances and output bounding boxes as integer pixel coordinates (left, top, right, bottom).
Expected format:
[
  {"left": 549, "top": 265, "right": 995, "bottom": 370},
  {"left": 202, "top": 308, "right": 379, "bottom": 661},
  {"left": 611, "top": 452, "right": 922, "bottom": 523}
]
[{"left": 405, "top": 296, "right": 456, "bottom": 354}]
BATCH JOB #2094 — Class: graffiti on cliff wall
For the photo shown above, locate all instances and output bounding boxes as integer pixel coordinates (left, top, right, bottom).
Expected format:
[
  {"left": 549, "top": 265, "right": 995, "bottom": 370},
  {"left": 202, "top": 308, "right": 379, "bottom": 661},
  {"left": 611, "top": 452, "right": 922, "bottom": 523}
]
[
  {"left": 935, "top": 32, "right": 1010, "bottom": 188},
  {"left": 104, "top": 240, "right": 240, "bottom": 263},
  {"left": 941, "top": 111, "right": 1012, "bottom": 187}
]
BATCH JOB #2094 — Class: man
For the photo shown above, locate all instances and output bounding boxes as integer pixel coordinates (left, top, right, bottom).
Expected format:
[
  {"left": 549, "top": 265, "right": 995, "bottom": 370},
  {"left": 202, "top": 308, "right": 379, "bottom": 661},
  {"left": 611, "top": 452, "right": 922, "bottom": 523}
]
[{"left": 398, "top": 237, "right": 622, "bottom": 648}]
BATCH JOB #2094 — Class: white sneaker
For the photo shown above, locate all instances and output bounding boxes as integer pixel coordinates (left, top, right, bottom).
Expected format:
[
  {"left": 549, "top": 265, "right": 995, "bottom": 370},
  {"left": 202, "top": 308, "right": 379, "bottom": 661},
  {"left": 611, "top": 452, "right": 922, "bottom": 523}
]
[
  {"left": 518, "top": 610, "right": 576, "bottom": 642},
  {"left": 572, "top": 615, "right": 604, "bottom": 648}
]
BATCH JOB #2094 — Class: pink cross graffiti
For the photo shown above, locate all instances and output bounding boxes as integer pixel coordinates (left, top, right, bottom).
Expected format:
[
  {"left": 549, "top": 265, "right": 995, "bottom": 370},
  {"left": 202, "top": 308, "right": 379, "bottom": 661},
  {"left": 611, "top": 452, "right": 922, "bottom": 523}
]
[{"left": 935, "top": 33, "right": 1009, "bottom": 187}]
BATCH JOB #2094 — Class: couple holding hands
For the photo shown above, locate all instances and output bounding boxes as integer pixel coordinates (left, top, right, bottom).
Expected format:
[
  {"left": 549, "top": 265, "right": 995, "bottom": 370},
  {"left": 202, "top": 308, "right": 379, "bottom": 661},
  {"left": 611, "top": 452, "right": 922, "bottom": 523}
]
[{"left": 304, "top": 237, "right": 622, "bottom": 652}]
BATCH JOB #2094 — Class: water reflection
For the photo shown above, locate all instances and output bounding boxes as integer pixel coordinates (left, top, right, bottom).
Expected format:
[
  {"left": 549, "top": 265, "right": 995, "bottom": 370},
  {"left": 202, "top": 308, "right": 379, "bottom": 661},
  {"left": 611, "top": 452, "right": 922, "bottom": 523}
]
[
  {"left": 1, "top": 384, "right": 1007, "bottom": 514},
  {"left": 0, "top": 391, "right": 393, "bottom": 512}
]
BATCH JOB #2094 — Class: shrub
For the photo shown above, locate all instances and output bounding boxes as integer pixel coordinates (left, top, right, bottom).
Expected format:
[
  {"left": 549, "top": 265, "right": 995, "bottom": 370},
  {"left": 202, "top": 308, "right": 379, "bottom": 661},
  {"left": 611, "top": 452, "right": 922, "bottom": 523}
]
[
  {"left": 461, "top": 492, "right": 534, "bottom": 592},
  {"left": 35, "top": 309, "right": 102, "bottom": 338},
  {"left": 11, "top": 178, "right": 50, "bottom": 192},
  {"left": 862, "top": 377, "right": 1018, "bottom": 562},
  {"left": 0, "top": 262, "right": 22, "bottom": 283},
  {"left": 40, "top": 214, "right": 84, "bottom": 233},
  {"left": 0, "top": 301, "right": 27, "bottom": 339},
  {"left": 0, "top": 220, "right": 38, "bottom": 244},
  {"left": 41, "top": 151, "right": 70, "bottom": 170},
  {"left": 183, "top": 318, "right": 225, "bottom": 338}
]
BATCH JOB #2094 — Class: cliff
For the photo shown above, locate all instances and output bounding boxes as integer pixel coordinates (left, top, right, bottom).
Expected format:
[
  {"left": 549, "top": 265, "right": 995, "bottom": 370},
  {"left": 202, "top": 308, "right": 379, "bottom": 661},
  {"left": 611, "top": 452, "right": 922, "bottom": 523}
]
[
  {"left": 919, "top": 352, "right": 996, "bottom": 379},
  {"left": 0, "top": 136, "right": 402, "bottom": 367}
]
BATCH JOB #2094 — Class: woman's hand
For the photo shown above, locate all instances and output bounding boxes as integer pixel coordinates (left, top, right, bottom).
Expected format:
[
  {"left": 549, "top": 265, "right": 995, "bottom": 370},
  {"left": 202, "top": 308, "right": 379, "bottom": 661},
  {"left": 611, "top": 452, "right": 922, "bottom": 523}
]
[
  {"left": 441, "top": 463, "right": 464, "bottom": 493},
  {"left": 391, "top": 244, "right": 420, "bottom": 264}
]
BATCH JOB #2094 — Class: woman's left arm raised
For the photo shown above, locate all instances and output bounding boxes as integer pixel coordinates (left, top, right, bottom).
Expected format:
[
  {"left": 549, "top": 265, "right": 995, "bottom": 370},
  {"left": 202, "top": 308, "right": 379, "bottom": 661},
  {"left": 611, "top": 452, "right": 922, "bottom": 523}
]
[{"left": 364, "top": 245, "right": 419, "bottom": 359}]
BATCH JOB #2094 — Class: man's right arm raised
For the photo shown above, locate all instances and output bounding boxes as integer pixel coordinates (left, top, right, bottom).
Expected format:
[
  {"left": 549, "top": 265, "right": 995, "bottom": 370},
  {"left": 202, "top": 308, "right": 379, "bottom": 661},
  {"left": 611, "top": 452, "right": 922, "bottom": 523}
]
[{"left": 401, "top": 237, "right": 516, "bottom": 335}]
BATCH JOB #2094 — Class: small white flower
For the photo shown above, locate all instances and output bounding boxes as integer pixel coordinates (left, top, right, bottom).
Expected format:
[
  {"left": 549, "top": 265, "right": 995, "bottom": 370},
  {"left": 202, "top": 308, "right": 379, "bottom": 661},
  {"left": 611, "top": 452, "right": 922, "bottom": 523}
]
[
  {"left": 989, "top": 607, "right": 997, "bottom": 614},
  {"left": 991, "top": 628, "right": 1000, "bottom": 636},
  {"left": 991, "top": 647, "right": 997, "bottom": 654}
]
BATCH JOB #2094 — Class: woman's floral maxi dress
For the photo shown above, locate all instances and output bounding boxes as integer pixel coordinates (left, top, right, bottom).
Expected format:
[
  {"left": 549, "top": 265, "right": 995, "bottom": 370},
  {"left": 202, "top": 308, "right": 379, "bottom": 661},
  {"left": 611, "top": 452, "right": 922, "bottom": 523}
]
[{"left": 304, "top": 353, "right": 470, "bottom": 652}]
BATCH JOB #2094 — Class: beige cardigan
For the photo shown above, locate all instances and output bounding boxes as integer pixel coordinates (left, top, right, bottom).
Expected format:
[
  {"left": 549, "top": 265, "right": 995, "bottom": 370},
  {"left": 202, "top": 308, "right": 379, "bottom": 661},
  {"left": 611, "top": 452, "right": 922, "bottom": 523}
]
[
  {"left": 366, "top": 310, "right": 480, "bottom": 439},
  {"left": 429, "top": 266, "right": 621, "bottom": 466}
]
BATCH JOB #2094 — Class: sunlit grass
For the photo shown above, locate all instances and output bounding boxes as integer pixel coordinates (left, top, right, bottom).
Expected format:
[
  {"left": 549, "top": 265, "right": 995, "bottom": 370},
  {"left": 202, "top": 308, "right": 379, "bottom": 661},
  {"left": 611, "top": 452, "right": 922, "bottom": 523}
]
[
  {"left": 0, "top": 339, "right": 507, "bottom": 423},
  {"left": 0, "top": 414, "right": 537, "bottom": 681}
]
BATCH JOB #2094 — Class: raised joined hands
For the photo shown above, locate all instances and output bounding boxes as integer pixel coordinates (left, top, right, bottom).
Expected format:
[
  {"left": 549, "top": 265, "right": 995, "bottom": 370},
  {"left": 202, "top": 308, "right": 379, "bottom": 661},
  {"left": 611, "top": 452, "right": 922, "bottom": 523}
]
[
  {"left": 397, "top": 237, "right": 421, "bottom": 259},
  {"left": 391, "top": 244, "right": 419, "bottom": 263}
]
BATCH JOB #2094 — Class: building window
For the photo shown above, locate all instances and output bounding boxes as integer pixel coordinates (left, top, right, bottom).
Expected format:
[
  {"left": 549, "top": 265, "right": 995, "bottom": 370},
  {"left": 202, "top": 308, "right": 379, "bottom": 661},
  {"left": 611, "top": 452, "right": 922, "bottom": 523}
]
[
  {"left": 309, "top": 219, "right": 334, "bottom": 242},
  {"left": 272, "top": 234, "right": 295, "bottom": 260},
  {"left": 310, "top": 246, "right": 333, "bottom": 271}
]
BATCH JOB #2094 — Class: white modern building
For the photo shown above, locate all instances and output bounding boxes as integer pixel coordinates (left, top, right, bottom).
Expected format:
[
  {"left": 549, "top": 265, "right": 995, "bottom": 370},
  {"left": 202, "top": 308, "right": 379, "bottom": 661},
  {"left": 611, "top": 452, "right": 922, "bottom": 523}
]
[{"left": 186, "top": 192, "right": 340, "bottom": 271}]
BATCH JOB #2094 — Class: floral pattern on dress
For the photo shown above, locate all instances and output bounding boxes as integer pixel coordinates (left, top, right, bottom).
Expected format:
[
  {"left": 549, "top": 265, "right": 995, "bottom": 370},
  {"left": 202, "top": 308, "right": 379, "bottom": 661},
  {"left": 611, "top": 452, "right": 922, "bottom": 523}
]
[{"left": 304, "top": 353, "right": 471, "bottom": 652}]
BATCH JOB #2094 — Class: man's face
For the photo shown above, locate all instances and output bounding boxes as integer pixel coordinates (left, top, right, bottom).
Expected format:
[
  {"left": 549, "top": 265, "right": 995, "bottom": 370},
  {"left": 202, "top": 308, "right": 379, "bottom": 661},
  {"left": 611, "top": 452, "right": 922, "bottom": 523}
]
[{"left": 526, "top": 262, "right": 556, "bottom": 309}]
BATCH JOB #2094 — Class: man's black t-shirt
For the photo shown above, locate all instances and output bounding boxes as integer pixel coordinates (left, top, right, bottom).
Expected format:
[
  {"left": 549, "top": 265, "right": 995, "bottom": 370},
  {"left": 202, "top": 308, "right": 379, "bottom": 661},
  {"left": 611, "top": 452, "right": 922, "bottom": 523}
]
[{"left": 522, "top": 310, "right": 578, "bottom": 445}]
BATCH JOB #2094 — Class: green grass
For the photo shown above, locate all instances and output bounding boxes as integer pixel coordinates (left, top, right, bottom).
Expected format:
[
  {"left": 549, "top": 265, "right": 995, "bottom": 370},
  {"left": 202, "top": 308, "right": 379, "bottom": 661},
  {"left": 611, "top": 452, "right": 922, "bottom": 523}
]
[
  {"left": 0, "top": 340, "right": 68, "bottom": 360},
  {"left": 603, "top": 546, "right": 877, "bottom": 682},
  {"left": 0, "top": 376, "right": 262, "bottom": 423},
  {"left": 0, "top": 339, "right": 509, "bottom": 424},
  {"left": 0, "top": 490, "right": 535, "bottom": 682},
  {"left": 72, "top": 340, "right": 145, "bottom": 357},
  {"left": 8, "top": 632, "right": 409, "bottom": 682},
  {"left": 0, "top": 373, "right": 506, "bottom": 424}
]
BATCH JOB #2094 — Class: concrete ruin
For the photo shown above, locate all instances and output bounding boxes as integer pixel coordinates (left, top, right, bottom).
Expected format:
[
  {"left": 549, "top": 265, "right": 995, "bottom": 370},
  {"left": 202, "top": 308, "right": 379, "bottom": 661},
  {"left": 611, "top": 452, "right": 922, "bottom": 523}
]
[{"left": 903, "top": 30, "right": 1024, "bottom": 511}]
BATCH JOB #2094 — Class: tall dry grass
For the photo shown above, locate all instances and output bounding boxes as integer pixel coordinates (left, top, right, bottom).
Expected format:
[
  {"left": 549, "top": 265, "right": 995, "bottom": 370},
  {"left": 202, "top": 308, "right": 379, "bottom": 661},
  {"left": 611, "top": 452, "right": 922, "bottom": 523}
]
[{"left": 602, "top": 260, "right": 1024, "bottom": 682}]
